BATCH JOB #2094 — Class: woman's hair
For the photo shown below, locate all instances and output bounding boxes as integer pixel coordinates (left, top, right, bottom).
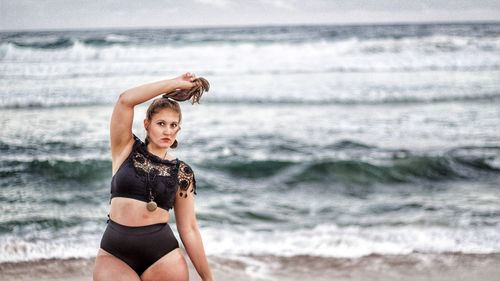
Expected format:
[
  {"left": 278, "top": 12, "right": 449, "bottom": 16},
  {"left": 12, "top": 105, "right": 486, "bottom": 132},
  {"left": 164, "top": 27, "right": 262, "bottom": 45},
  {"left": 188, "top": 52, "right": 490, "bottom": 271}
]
[{"left": 145, "top": 96, "right": 182, "bottom": 148}]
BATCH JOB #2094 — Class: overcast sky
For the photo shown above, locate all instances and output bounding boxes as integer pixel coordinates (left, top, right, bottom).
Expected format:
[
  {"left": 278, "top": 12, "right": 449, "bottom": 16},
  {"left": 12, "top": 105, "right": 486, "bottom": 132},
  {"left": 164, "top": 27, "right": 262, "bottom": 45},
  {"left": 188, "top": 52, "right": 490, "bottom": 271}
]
[{"left": 1, "top": 0, "right": 499, "bottom": 31}]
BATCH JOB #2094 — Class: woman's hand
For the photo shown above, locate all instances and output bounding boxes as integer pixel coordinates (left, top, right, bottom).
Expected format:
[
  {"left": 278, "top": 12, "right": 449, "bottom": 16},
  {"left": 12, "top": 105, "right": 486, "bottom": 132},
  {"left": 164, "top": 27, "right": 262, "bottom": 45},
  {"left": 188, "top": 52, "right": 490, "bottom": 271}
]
[
  {"left": 165, "top": 72, "right": 209, "bottom": 104},
  {"left": 172, "top": 72, "right": 197, "bottom": 90}
]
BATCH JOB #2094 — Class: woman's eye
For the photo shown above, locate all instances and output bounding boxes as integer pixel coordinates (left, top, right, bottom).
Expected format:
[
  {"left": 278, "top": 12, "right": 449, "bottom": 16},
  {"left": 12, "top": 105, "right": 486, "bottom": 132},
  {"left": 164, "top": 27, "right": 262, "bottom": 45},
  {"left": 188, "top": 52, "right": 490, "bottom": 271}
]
[{"left": 158, "top": 122, "right": 165, "bottom": 126}]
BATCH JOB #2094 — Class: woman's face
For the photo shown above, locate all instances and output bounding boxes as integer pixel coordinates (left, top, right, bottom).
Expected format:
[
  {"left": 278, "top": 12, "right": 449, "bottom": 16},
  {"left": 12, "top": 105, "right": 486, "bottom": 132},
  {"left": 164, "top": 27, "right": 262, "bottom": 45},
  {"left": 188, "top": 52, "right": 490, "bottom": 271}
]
[{"left": 145, "top": 109, "right": 180, "bottom": 149}]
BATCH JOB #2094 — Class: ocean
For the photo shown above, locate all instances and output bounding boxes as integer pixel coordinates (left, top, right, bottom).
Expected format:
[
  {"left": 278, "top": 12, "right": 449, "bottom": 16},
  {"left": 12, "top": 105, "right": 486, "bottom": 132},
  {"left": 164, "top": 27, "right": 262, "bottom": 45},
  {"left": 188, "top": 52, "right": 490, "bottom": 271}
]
[{"left": 1, "top": 22, "right": 500, "bottom": 279}]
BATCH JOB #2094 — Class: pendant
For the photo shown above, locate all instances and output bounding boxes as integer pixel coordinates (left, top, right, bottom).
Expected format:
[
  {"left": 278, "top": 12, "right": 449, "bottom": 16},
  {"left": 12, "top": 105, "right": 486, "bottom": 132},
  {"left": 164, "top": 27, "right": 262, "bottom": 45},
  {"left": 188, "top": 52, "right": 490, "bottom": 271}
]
[{"left": 146, "top": 200, "right": 157, "bottom": 212}]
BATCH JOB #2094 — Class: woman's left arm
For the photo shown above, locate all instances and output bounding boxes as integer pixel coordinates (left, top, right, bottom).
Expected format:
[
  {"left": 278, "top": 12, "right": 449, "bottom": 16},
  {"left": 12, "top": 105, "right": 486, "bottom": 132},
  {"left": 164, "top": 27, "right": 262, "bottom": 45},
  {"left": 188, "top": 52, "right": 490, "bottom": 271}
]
[{"left": 174, "top": 182, "right": 213, "bottom": 281}]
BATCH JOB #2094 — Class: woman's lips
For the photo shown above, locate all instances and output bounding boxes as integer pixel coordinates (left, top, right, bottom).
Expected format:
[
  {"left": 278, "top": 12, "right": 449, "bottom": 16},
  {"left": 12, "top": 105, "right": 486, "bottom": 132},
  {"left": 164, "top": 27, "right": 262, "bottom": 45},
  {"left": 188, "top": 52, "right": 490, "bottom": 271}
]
[{"left": 161, "top": 138, "right": 171, "bottom": 142}]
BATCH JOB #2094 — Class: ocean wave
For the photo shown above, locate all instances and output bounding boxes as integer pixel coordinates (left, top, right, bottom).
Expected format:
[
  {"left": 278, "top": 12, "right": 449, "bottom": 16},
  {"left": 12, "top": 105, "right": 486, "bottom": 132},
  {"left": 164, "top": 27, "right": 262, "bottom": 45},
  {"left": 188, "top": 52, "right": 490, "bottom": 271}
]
[
  {"left": 1, "top": 221, "right": 499, "bottom": 263},
  {"left": 0, "top": 100, "right": 109, "bottom": 109},
  {"left": 1, "top": 145, "right": 498, "bottom": 184},
  {"left": 0, "top": 140, "right": 84, "bottom": 153},
  {"left": 4, "top": 34, "right": 133, "bottom": 50},
  {"left": 82, "top": 34, "right": 132, "bottom": 46},
  {"left": 0, "top": 231, "right": 99, "bottom": 262},
  {"left": 0, "top": 217, "right": 86, "bottom": 234},
  {"left": 203, "top": 223, "right": 500, "bottom": 257},
  {"left": 204, "top": 146, "right": 500, "bottom": 184},
  {"left": 289, "top": 154, "right": 498, "bottom": 185},
  {"left": 206, "top": 92, "right": 500, "bottom": 105},
  {"left": 2, "top": 34, "right": 499, "bottom": 66},
  {"left": 1, "top": 91, "right": 499, "bottom": 109},
  {"left": 2, "top": 23, "right": 500, "bottom": 49},
  {"left": 0, "top": 159, "right": 110, "bottom": 181},
  {"left": 10, "top": 37, "right": 74, "bottom": 49}
]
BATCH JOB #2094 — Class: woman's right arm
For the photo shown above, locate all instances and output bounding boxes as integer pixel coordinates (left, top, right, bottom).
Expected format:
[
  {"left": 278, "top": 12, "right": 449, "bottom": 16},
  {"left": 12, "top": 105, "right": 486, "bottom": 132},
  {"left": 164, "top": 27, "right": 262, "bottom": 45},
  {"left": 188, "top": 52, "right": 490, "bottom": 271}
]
[{"left": 110, "top": 73, "right": 196, "bottom": 164}]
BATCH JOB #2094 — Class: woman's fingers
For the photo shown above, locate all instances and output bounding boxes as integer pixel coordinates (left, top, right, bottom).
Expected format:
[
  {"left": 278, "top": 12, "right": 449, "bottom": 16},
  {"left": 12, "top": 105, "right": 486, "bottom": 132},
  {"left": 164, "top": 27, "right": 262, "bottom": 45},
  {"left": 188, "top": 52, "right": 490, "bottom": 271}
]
[
  {"left": 189, "top": 73, "right": 197, "bottom": 81},
  {"left": 179, "top": 72, "right": 207, "bottom": 88},
  {"left": 182, "top": 72, "right": 195, "bottom": 80}
]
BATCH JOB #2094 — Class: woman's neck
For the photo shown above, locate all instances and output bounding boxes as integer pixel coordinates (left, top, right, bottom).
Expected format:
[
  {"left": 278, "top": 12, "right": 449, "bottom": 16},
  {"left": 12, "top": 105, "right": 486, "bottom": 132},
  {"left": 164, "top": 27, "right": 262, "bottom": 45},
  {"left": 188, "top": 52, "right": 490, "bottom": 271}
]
[{"left": 146, "top": 143, "right": 169, "bottom": 160}]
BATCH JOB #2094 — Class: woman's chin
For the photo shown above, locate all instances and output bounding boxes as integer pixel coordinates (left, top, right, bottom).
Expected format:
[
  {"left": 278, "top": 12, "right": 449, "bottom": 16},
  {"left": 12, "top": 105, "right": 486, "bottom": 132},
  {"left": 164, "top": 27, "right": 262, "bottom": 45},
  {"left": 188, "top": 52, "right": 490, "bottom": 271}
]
[{"left": 153, "top": 141, "right": 170, "bottom": 148}]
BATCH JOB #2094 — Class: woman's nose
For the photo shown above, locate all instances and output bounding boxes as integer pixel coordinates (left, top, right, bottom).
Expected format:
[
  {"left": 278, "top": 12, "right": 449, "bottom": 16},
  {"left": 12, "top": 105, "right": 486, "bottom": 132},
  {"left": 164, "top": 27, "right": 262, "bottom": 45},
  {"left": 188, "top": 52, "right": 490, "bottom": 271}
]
[{"left": 164, "top": 127, "right": 176, "bottom": 135}]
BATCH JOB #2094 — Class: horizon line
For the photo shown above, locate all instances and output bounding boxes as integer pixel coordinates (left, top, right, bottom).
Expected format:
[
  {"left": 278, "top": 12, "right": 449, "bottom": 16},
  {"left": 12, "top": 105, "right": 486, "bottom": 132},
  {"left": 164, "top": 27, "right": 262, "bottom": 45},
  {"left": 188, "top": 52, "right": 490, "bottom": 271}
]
[{"left": 1, "top": 19, "right": 499, "bottom": 33}]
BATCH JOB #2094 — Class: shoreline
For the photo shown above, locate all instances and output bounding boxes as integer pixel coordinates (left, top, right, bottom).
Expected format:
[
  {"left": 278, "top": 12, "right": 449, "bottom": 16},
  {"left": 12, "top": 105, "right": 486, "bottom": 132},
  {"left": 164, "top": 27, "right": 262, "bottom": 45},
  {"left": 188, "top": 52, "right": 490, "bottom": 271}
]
[{"left": 1, "top": 253, "right": 499, "bottom": 281}]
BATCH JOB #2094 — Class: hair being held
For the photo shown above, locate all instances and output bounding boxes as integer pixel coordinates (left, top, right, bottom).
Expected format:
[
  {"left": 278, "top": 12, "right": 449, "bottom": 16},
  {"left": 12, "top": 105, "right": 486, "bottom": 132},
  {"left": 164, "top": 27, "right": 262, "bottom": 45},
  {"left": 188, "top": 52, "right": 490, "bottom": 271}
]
[{"left": 164, "top": 76, "right": 210, "bottom": 104}]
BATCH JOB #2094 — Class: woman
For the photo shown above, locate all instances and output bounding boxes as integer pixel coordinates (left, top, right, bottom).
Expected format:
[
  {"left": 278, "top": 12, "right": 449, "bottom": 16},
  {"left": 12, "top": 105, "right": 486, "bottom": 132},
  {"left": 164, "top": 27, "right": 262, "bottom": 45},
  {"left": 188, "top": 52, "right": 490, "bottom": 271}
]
[{"left": 93, "top": 72, "right": 213, "bottom": 281}]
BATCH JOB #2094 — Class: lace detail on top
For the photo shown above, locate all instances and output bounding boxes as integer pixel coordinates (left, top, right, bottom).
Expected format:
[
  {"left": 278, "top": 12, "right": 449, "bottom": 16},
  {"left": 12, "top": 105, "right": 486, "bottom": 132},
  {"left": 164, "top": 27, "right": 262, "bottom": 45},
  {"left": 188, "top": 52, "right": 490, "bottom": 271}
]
[
  {"left": 131, "top": 134, "right": 197, "bottom": 201},
  {"left": 132, "top": 152, "right": 175, "bottom": 177},
  {"left": 177, "top": 160, "right": 197, "bottom": 198}
]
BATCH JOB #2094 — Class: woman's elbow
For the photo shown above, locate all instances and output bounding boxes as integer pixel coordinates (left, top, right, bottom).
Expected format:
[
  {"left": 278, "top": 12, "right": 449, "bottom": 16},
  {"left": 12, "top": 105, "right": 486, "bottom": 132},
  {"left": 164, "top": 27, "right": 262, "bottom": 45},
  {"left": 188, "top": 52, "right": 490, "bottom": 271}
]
[
  {"left": 178, "top": 222, "right": 198, "bottom": 236},
  {"left": 117, "top": 91, "right": 134, "bottom": 107}
]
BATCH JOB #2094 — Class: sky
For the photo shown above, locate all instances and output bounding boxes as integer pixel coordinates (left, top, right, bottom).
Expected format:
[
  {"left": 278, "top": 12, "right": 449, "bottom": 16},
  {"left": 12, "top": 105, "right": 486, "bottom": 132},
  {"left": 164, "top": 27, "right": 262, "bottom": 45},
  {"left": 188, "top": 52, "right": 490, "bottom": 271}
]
[{"left": 1, "top": 0, "right": 499, "bottom": 31}]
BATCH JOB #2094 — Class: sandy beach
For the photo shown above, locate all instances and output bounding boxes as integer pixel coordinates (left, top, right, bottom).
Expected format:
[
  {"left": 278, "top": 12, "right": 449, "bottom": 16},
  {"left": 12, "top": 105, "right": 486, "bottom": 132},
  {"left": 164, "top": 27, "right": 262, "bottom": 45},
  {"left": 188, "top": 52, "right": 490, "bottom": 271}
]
[{"left": 1, "top": 253, "right": 499, "bottom": 281}]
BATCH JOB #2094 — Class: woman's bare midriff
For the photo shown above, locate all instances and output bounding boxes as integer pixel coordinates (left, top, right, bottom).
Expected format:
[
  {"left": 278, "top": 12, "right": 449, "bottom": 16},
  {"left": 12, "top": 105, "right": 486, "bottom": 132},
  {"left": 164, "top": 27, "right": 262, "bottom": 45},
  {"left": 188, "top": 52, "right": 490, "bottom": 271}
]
[{"left": 108, "top": 197, "right": 170, "bottom": 226}]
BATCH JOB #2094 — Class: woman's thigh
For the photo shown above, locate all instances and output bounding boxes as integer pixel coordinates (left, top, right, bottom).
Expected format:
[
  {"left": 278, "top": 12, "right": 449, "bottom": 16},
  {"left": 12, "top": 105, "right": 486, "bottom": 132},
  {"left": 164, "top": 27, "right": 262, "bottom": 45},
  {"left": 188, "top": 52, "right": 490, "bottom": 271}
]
[
  {"left": 140, "top": 248, "right": 189, "bottom": 281},
  {"left": 93, "top": 249, "right": 141, "bottom": 281}
]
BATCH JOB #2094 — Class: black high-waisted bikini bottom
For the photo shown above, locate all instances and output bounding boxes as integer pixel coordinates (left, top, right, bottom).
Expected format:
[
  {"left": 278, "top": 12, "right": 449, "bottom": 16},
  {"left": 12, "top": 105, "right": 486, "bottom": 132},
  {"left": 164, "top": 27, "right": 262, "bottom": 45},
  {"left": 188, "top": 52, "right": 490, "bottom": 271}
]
[{"left": 100, "top": 218, "right": 179, "bottom": 276}]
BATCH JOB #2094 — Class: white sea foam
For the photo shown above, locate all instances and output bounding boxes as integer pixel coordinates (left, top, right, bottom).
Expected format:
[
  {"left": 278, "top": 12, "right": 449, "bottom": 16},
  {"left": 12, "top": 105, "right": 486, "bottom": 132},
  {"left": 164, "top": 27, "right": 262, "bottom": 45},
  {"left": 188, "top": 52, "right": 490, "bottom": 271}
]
[
  {"left": 1, "top": 223, "right": 499, "bottom": 263},
  {"left": 1, "top": 35, "right": 499, "bottom": 70},
  {"left": 201, "top": 224, "right": 500, "bottom": 258},
  {"left": 104, "top": 34, "right": 131, "bottom": 43},
  {"left": 1, "top": 32, "right": 499, "bottom": 108},
  {"left": 0, "top": 233, "right": 101, "bottom": 263}
]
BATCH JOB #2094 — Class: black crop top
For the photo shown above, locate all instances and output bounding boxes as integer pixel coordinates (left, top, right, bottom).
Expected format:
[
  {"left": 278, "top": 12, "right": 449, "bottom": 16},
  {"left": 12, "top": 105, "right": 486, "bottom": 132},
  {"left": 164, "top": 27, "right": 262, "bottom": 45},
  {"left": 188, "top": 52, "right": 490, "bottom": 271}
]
[{"left": 110, "top": 134, "right": 196, "bottom": 210}]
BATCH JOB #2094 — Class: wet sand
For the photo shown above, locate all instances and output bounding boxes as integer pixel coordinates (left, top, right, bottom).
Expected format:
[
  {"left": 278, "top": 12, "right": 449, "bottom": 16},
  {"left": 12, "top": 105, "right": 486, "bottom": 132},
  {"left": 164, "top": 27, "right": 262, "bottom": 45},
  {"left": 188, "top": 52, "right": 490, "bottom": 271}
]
[{"left": 1, "top": 253, "right": 499, "bottom": 281}]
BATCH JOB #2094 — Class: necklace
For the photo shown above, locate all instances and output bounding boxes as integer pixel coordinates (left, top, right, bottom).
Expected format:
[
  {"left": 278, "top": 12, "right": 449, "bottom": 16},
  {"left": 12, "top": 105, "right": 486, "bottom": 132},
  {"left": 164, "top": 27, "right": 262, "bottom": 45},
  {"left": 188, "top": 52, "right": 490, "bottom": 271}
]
[
  {"left": 146, "top": 172, "right": 158, "bottom": 212},
  {"left": 145, "top": 148, "right": 170, "bottom": 212}
]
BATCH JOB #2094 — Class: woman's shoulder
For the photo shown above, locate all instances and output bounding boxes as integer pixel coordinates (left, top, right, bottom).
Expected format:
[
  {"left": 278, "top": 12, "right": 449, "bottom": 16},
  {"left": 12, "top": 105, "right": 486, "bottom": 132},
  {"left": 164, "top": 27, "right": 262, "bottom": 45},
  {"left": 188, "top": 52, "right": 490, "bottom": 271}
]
[
  {"left": 177, "top": 160, "right": 197, "bottom": 196},
  {"left": 178, "top": 159, "right": 193, "bottom": 169},
  {"left": 178, "top": 160, "right": 195, "bottom": 177}
]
